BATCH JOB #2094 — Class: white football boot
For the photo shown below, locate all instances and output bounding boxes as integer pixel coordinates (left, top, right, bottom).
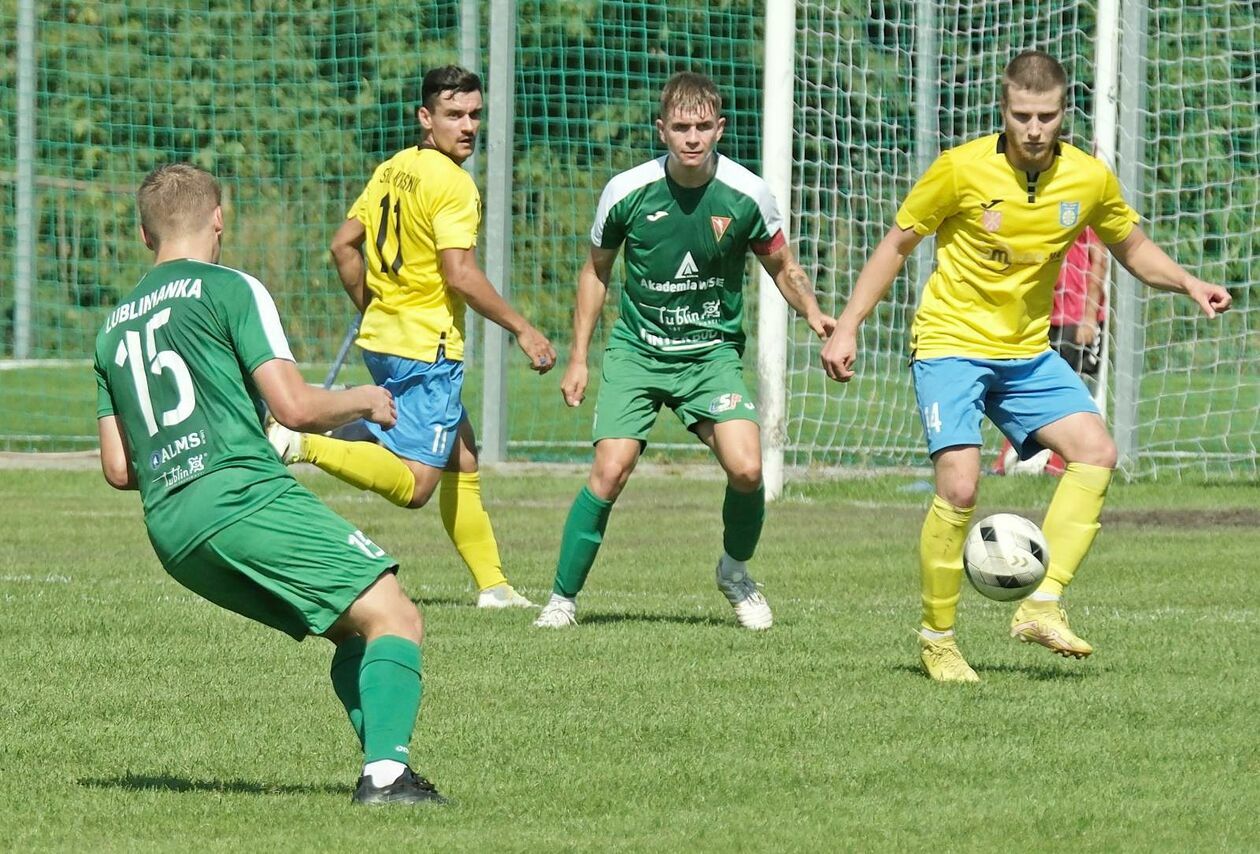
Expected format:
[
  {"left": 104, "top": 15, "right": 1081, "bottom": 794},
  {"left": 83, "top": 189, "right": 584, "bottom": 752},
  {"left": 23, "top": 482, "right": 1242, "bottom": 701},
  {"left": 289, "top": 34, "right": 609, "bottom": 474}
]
[
  {"left": 715, "top": 553, "right": 773, "bottom": 630},
  {"left": 475, "top": 583, "right": 536, "bottom": 609},
  {"left": 532, "top": 594, "right": 577, "bottom": 628}
]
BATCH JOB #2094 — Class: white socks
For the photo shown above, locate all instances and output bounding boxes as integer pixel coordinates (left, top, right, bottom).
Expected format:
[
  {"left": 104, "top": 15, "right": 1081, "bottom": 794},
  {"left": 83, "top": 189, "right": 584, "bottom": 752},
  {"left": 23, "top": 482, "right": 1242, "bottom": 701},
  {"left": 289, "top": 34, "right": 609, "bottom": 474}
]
[{"left": 363, "top": 759, "right": 407, "bottom": 786}]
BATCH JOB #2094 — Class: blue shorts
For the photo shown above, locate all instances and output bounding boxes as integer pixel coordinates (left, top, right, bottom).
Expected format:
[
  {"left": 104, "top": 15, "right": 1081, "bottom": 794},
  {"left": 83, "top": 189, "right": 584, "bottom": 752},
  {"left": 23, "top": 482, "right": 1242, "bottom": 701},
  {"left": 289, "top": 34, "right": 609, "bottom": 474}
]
[
  {"left": 911, "top": 351, "right": 1099, "bottom": 460},
  {"left": 361, "top": 349, "right": 466, "bottom": 468}
]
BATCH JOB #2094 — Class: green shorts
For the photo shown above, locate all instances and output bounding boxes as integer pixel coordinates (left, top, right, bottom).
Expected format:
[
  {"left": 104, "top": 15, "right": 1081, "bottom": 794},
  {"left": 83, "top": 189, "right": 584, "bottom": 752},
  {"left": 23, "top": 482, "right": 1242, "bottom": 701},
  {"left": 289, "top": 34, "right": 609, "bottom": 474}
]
[
  {"left": 592, "top": 346, "right": 758, "bottom": 444},
  {"left": 165, "top": 484, "right": 398, "bottom": 641}
]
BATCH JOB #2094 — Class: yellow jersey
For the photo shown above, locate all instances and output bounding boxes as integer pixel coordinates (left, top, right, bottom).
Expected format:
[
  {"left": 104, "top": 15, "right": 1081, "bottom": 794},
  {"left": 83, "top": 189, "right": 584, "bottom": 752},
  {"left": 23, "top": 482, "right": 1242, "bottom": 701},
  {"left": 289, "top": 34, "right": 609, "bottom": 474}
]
[
  {"left": 348, "top": 146, "right": 481, "bottom": 362},
  {"left": 897, "top": 133, "right": 1139, "bottom": 359}
]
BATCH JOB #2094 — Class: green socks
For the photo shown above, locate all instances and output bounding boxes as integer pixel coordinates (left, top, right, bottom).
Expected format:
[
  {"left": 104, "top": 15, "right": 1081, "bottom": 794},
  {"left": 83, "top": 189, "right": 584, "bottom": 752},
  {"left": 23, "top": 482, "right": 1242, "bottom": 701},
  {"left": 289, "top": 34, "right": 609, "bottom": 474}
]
[
  {"left": 330, "top": 635, "right": 367, "bottom": 747},
  {"left": 551, "top": 483, "right": 763, "bottom": 597},
  {"left": 358, "top": 635, "right": 423, "bottom": 765},
  {"left": 722, "top": 484, "right": 765, "bottom": 562},
  {"left": 553, "top": 485, "right": 615, "bottom": 597}
]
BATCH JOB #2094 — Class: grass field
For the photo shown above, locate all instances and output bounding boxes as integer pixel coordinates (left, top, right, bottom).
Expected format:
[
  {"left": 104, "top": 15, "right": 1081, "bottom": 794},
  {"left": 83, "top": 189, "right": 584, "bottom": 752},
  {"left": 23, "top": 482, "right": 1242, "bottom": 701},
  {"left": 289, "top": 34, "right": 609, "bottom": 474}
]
[{"left": 2, "top": 465, "right": 1257, "bottom": 851}]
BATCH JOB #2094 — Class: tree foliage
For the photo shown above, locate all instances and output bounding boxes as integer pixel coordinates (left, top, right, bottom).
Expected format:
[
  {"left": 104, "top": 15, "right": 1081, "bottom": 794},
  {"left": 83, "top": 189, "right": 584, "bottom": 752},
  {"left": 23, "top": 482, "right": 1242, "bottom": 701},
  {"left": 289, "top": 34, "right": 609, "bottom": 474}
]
[{"left": 0, "top": 0, "right": 1253, "bottom": 367}]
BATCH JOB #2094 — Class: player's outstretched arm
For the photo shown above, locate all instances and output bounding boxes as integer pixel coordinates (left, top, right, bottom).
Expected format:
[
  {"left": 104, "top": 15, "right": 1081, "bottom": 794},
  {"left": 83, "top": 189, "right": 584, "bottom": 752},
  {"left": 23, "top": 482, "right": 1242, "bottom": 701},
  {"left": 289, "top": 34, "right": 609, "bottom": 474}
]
[
  {"left": 1106, "top": 226, "right": 1233, "bottom": 318},
  {"left": 756, "top": 245, "right": 835, "bottom": 340},
  {"left": 97, "top": 415, "right": 138, "bottom": 490},
  {"left": 440, "top": 247, "right": 558, "bottom": 373},
  {"left": 561, "top": 246, "right": 616, "bottom": 407},
  {"left": 330, "top": 219, "right": 371, "bottom": 313},
  {"left": 821, "top": 224, "right": 922, "bottom": 382},
  {"left": 253, "top": 358, "right": 397, "bottom": 434}
]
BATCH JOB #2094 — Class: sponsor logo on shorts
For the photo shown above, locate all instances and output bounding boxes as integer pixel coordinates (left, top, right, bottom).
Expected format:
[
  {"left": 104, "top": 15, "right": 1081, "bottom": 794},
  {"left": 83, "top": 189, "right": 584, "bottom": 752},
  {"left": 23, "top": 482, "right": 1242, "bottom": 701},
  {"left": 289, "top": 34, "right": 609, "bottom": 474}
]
[{"left": 709, "top": 392, "right": 743, "bottom": 414}]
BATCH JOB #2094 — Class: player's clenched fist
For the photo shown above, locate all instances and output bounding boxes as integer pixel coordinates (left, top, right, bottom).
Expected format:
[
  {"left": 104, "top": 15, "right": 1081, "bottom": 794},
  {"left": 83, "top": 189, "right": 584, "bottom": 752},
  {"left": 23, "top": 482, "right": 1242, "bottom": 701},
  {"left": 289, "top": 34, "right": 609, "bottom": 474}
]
[
  {"left": 820, "top": 325, "right": 858, "bottom": 382},
  {"left": 560, "top": 362, "right": 589, "bottom": 407},
  {"left": 1186, "top": 278, "right": 1232, "bottom": 319},
  {"left": 517, "top": 326, "right": 558, "bottom": 374}
]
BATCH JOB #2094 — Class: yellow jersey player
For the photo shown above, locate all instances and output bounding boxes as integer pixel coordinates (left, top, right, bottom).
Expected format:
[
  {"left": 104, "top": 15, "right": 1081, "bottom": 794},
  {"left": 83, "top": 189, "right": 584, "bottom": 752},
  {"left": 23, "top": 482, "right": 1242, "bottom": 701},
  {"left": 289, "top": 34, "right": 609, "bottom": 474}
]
[
  {"left": 269, "top": 66, "right": 557, "bottom": 609},
  {"left": 821, "top": 50, "right": 1231, "bottom": 682}
]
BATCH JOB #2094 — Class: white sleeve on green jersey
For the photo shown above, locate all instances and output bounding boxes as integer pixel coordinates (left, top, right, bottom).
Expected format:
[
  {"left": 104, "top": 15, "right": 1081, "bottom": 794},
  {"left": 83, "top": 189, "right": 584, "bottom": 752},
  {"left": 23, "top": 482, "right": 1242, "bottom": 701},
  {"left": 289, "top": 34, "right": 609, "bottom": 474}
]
[
  {"left": 227, "top": 269, "right": 295, "bottom": 371},
  {"left": 714, "top": 155, "right": 784, "bottom": 241},
  {"left": 590, "top": 157, "right": 667, "bottom": 248}
]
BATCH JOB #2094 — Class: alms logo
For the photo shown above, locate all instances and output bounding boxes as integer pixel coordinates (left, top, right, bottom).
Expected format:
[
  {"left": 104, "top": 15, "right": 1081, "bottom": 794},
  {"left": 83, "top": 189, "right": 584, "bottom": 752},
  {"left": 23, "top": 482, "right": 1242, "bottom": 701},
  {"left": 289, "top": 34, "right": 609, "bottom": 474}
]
[{"left": 675, "top": 251, "right": 699, "bottom": 278}]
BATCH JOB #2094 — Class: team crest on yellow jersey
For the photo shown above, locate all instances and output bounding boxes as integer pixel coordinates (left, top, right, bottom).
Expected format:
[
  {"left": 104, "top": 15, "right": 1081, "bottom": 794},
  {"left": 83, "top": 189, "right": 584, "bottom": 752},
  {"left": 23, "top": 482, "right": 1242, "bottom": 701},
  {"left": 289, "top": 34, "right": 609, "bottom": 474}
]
[
  {"left": 1059, "top": 202, "right": 1080, "bottom": 227},
  {"left": 711, "top": 215, "right": 732, "bottom": 241}
]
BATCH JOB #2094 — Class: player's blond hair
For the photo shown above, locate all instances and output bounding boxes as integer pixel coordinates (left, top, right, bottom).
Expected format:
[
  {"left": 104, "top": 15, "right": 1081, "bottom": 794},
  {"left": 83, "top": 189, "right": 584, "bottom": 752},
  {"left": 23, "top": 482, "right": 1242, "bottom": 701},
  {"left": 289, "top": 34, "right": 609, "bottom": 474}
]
[
  {"left": 137, "top": 163, "right": 221, "bottom": 248},
  {"left": 1001, "top": 50, "right": 1068, "bottom": 105},
  {"left": 659, "top": 72, "right": 722, "bottom": 120}
]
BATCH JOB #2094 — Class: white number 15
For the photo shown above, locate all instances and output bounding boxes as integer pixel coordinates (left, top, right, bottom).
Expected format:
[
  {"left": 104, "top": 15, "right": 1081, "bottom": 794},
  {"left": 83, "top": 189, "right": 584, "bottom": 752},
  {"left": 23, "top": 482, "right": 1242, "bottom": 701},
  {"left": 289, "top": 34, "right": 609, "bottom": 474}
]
[{"left": 114, "top": 307, "right": 196, "bottom": 437}]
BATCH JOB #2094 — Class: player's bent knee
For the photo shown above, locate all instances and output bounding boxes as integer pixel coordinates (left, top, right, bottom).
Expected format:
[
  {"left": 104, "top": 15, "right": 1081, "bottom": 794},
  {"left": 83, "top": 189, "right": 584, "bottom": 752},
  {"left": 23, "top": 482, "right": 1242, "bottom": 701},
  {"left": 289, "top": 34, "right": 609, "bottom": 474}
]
[
  {"left": 591, "top": 462, "right": 634, "bottom": 500},
  {"left": 727, "top": 462, "right": 762, "bottom": 492},
  {"left": 1059, "top": 432, "right": 1118, "bottom": 469},
  {"left": 1077, "top": 443, "right": 1118, "bottom": 470},
  {"left": 408, "top": 483, "right": 437, "bottom": 509},
  {"left": 938, "top": 483, "right": 978, "bottom": 509},
  {"left": 397, "top": 605, "right": 424, "bottom": 645},
  {"left": 376, "top": 596, "right": 424, "bottom": 644}
]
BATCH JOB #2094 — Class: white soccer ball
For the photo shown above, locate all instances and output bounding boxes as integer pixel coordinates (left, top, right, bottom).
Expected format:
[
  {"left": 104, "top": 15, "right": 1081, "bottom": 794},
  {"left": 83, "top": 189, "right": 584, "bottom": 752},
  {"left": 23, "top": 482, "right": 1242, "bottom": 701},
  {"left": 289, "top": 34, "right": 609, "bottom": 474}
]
[{"left": 963, "top": 513, "right": 1049, "bottom": 601}]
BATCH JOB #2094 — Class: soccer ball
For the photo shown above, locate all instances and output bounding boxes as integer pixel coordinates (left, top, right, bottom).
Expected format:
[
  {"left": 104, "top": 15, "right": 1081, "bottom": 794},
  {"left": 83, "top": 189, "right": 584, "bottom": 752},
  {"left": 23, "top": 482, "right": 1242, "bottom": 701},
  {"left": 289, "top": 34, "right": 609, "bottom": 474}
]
[{"left": 963, "top": 514, "right": 1049, "bottom": 601}]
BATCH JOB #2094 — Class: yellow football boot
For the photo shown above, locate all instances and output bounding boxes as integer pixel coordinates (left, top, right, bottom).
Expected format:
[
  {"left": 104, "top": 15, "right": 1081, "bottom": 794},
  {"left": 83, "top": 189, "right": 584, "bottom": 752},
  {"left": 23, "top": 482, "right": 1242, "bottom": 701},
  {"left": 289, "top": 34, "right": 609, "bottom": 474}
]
[
  {"left": 1010, "top": 599, "right": 1094, "bottom": 658},
  {"left": 919, "top": 633, "right": 980, "bottom": 683}
]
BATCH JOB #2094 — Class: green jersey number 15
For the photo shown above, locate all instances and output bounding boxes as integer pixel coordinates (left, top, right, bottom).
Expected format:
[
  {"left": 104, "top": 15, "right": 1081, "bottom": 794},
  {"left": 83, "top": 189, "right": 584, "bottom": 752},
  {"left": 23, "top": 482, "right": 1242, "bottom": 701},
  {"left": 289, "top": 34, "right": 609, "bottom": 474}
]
[{"left": 114, "top": 307, "right": 196, "bottom": 436}]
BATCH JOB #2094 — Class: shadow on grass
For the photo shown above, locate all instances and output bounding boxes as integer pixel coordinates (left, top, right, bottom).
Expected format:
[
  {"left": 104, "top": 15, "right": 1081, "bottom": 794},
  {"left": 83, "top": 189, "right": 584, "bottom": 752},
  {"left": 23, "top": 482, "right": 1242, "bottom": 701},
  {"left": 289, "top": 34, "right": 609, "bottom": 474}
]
[
  {"left": 410, "top": 595, "right": 476, "bottom": 609},
  {"left": 976, "top": 661, "right": 1092, "bottom": 680},
  {"left": 891, "top": 662, "right": 1090, "bottom": 681},
  {"left": 78, "top": 773, "right": 346, "bottom": 796},
  {"left": 579, "top": 611, "right": 731, "bottom": 628}
]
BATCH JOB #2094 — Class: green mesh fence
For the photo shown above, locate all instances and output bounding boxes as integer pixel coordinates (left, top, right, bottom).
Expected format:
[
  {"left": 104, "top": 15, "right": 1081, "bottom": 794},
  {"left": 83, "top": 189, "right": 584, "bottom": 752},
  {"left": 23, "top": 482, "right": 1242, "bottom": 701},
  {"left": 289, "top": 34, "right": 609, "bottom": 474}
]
[
  {"left": 2, "top": 0, "right": 1255, "bottom": 477},
  {"left": 507, "top": 0, "right": 765, "bottom": 459},
  {"left": 0, "top": 2, "right": 463, "bottom": 450}
]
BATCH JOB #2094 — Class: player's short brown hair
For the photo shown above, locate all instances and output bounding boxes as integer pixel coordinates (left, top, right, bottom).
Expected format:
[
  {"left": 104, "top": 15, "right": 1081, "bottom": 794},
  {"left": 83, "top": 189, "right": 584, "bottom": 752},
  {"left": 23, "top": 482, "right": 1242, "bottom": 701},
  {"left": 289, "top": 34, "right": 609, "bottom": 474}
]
[
  {"left": 1001, "top": 50, "right": 1068, "bottom": 105},
  {"left": 137, "top": 163, "right": 221, "bottom": 249},
  {"left": 659, "top": 72, "right": 722, "bottom": 120},
  {"left": 421, "top": 65, "right": 482, "bottom": 110}
]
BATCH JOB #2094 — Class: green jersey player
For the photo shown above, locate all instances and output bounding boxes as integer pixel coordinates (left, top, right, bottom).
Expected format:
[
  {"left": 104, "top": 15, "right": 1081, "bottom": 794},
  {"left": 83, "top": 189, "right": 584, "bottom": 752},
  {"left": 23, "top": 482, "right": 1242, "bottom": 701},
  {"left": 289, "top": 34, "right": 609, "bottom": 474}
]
[
  {"left": 534, "top": 72, "right": 834, "bottom": 631},
  {"left": 94, "top": 163, "right": 445, "bottom": 805}
]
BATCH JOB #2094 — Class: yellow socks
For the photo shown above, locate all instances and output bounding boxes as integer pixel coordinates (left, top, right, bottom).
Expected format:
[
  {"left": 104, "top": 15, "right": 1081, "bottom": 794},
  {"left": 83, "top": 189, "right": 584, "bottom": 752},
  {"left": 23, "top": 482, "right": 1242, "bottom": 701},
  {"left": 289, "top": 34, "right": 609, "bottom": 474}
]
[
  {"left": 920, "top": 495, "right": 975, "bottom": 633},
  {"left": 302, "top": 434, "right": 416, "bottom": 508},
  {"left": 1037, "top": 462, "right": 1112, "bottom": 597},
  {"left": 439, "top": 471, "right": 507, "bottom": 591}
]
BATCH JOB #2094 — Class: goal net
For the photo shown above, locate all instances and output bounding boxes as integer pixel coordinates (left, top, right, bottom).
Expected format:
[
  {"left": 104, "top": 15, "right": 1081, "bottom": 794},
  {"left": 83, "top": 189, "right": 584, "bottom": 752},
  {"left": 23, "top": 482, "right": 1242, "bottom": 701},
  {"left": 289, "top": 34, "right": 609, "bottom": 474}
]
[{"left": 785, "top": 0, "right": 1256, "bottom": 478}]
